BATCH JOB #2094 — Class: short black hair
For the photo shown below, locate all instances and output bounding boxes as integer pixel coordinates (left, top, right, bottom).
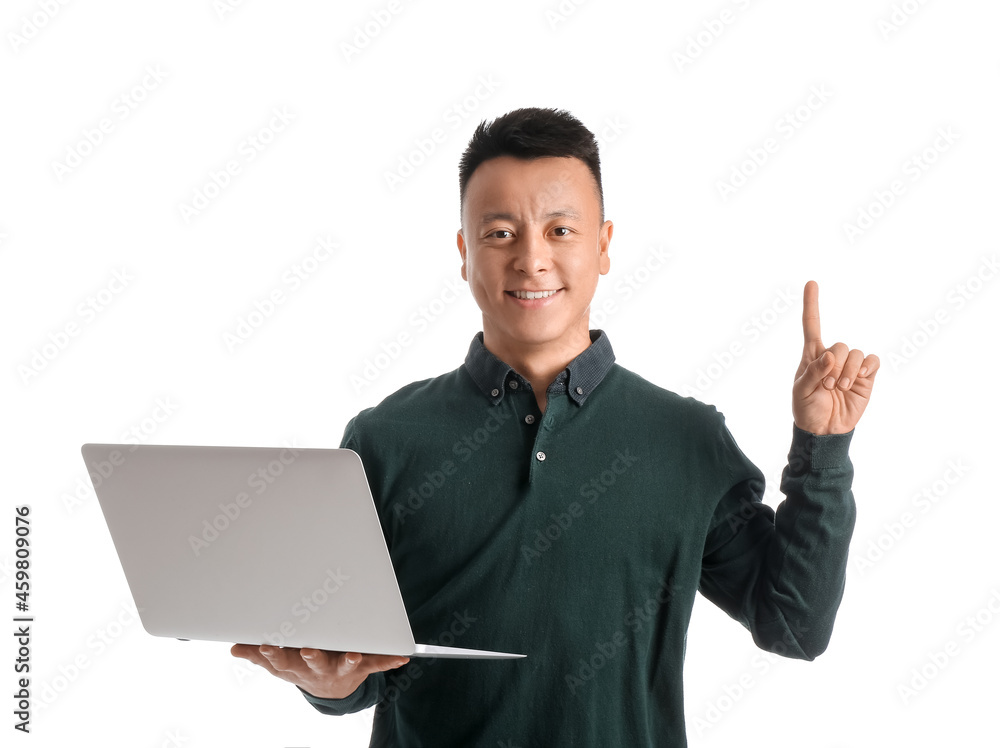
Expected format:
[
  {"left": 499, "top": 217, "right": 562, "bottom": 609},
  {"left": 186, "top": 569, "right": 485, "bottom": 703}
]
[{"left": 458, "top": 107, "right": 603, "bottom": 224}]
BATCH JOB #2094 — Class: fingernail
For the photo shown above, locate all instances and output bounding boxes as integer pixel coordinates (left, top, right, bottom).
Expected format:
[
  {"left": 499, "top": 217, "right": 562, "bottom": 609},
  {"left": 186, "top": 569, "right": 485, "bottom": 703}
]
[
  {"left": 859, "top": 366, "right": 868, "bottom": 377},
  {"left": 838, "top": 377, "right": 850, "bottom": 389},
  {"left": 823, "top": 376, "right": 835, "bottom": 389}
]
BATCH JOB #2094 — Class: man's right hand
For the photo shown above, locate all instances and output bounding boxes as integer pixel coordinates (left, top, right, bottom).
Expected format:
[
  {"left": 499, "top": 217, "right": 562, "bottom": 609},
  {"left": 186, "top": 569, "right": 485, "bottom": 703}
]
[{"left": 231, "top": 643, "right": 409, "bottom": 700}]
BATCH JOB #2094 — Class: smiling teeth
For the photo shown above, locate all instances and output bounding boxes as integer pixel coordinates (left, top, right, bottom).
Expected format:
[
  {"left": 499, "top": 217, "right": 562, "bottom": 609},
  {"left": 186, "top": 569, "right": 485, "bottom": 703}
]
[{"left": 514, "top": 290, "right": 557, "bottom": 300}]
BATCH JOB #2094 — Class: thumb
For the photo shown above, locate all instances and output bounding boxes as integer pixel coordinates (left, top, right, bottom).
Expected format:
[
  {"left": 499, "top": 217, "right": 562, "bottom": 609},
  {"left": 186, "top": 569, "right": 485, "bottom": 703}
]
[{"left": 795, "top": 350, "right": 835, "bottom": 396}]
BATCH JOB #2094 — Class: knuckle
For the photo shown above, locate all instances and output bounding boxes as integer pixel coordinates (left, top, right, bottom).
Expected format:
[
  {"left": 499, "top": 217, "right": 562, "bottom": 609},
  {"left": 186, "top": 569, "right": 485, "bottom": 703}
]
[
  {"left": 304, "top": 653, "right": 330, "bottom": 672},
  {"left": 337, "top": 654, "right": 358, "bottom": 675},
  {"left": 262, "top": 648, "right": 288, "bottom": 668}
]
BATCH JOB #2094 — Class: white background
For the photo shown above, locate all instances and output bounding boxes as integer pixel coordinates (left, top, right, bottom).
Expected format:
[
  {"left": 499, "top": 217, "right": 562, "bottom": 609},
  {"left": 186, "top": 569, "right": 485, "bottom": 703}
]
[{"left": 2, "top": 0, "right": 998, "bottom": 746}]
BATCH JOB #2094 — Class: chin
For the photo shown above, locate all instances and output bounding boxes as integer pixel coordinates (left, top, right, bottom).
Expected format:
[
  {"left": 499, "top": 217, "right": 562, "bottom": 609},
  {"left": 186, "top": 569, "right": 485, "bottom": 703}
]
[{"left": 506, "top": 325, "right": 569, "bottom": 347}]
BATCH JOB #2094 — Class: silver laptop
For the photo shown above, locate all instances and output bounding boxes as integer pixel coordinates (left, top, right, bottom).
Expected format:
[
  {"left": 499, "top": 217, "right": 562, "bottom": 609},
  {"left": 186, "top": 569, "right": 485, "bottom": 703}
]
[{"left": 82, "top": 443, "right": 524, "bottom": 659}]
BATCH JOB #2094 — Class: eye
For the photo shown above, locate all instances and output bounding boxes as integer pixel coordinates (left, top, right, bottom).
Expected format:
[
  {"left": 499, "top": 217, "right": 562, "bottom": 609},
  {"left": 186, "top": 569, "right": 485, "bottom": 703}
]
[
  {"left": 553, "top": 226, "right": 571, "bottom": 236},
  {"left": 488, "top": 229, "right": 513, "bottom": 239}
]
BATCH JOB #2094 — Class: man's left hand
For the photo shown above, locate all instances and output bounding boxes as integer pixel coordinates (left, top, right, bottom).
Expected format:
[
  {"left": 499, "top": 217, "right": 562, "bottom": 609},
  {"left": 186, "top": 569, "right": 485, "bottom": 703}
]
[{"left": 792, "top": 280, "right": 879, "bottom": 435}]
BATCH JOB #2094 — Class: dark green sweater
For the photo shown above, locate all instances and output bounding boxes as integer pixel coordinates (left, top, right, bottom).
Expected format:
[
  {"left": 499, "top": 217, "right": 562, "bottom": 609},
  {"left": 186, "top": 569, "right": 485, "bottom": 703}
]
[{"left": 301, "top": 332, "right": 856, "bottom": 746}]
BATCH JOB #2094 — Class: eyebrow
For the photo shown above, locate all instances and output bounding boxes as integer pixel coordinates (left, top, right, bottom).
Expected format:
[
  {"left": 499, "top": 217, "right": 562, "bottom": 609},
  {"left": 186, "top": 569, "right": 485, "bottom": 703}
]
[{"left": 478, "top": 209, "right": 581, "bottom": 225}]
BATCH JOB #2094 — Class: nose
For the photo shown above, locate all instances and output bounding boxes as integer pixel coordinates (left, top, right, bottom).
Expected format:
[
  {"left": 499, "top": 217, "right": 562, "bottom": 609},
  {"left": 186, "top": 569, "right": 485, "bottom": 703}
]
[{"left": 513, "top": 228, "right": 551, "bottom": 276}]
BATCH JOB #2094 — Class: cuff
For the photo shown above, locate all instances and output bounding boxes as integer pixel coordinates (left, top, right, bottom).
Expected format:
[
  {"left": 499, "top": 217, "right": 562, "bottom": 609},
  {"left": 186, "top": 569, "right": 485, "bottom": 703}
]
[
  {"left": 788, "top": 423, "right": 854, "bottom": 471},
  {"left": 297, "top": 683, "right": 371, "bottom": 715}
]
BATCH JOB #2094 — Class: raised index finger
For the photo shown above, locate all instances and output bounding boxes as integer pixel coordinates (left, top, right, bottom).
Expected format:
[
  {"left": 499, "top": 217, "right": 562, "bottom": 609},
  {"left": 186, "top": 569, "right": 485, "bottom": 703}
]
[{"left": 802, "top": 280, "right": 823, "bottom": 355}]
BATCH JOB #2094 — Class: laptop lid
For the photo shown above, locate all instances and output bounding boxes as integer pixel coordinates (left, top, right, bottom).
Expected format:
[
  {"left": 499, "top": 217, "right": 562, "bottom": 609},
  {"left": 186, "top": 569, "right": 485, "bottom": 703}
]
[{"left": 82, "top": 443, "right": 523, "bottom": 660}]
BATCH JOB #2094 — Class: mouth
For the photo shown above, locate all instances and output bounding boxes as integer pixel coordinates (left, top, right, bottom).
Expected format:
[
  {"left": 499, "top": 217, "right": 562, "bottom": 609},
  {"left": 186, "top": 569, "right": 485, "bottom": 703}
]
[
  {"left": 504, "top": 288, "right": 563, "bottom": 309},
  {"left": 506, "top": 289, "right": 561, "bottom": 300}
]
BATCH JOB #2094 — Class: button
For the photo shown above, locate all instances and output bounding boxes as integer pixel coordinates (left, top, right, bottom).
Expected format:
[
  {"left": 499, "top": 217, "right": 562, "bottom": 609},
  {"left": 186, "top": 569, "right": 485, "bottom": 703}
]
[
  {"left": 509, "top": 380, "right": 519, "bottom": 389},
  {"left": 535, "top": 451, "right": 546, "bottom": 461},
  {"left": 491, "top": 388, "right": 500, "bottom": 397},
  {"left": 575, "top": 386, "right": 584, "bottom": 395},
  {"left": 524, "top": 414, "right": 535, "bottom": 424}
]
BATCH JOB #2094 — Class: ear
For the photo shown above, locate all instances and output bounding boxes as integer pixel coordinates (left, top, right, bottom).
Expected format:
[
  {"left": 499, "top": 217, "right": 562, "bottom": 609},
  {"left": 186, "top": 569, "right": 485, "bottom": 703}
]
[
  {"left": 457, "top": 228, "right": 468, "bottom": 281},
  {"left": 598, "top": 220, "right": 613, "bottom": 276}
]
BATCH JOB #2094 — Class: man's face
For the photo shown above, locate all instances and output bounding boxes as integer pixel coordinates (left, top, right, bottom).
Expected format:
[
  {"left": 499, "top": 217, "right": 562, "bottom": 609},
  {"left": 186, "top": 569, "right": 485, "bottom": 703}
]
[{"left": 457, "top": 155, "right": 613, "bottom": 359}]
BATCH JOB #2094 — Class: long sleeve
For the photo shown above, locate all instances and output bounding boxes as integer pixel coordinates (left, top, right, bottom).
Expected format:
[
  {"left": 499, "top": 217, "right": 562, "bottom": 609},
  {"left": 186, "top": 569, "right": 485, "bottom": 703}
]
[{"left": 699, "top": 421, "right": 856, "bottom": 660}]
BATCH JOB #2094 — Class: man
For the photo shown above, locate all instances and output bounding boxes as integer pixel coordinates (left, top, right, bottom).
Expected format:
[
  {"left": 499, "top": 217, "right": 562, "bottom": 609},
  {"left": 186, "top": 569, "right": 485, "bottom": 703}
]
[{"left": 232, "top": 107, "right": 879, "bottom": 746}]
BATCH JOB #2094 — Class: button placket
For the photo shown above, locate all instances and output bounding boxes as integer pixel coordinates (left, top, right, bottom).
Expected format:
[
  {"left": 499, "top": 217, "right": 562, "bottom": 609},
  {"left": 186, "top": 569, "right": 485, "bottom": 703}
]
[{"left": 527, "top": 393, "right": 566, "bottom": 483}]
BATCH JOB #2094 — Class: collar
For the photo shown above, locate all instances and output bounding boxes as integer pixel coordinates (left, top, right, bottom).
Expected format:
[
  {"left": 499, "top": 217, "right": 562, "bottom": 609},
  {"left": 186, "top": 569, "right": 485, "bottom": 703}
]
[{"left": 463, "top": 330, "right": 615, "bottom": 407}]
